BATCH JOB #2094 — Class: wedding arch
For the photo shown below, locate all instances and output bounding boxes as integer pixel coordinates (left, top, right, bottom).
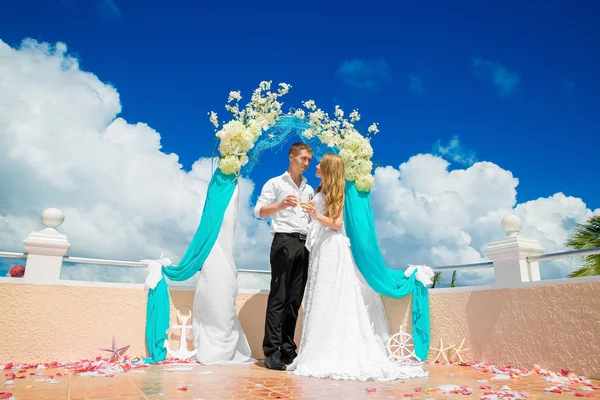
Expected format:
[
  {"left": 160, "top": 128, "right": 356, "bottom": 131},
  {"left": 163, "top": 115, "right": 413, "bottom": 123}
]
[{"left": 144, "top": 81, "right": 431, "bottom": 363}]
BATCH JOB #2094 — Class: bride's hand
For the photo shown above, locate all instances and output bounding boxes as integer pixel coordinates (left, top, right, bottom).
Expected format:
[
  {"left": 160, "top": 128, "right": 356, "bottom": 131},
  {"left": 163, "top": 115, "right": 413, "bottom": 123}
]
[{"left": 301, "top": 200, "right": 317, "bottom": 217}]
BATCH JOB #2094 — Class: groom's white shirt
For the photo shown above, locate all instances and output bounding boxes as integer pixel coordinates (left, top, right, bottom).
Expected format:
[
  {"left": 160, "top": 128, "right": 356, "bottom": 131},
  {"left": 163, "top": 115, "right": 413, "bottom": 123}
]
[{"left": 254, "top": 171, "right": 315, "bottom": 235}]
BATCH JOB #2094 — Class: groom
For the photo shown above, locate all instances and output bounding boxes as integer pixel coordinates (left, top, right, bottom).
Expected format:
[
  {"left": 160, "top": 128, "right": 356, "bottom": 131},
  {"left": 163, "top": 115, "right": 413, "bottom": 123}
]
[{"left": 254, "top": 142, "right": 314, "bottom": 370}]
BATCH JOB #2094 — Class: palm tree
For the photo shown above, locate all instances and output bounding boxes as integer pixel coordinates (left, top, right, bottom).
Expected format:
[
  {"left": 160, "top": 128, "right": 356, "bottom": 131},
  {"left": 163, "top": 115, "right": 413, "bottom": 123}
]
[
  {"left": 566, "top": 215, "right": 600, "bottom": 277},
  {"left": 431, "top": 272, "right": 442, "bottom": 288},
  {"left": 450, "top": 270, "right": 457, "bottom": 288}
]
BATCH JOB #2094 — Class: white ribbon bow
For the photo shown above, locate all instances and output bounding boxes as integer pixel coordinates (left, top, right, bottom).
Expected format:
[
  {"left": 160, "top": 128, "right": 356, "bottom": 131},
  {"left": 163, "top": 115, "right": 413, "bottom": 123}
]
[
  {"left": 141, "top": 253, "right": 173, "bottom": 290},
  {"left": 404, "top": 264, "right": 435, "bottom": 287}
]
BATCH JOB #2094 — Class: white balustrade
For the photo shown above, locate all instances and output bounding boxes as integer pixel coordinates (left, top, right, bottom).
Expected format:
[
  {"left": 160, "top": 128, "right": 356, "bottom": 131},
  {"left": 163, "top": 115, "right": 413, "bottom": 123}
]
[{"left": 2, "top": 208, "right": 599, "bottom": 290}]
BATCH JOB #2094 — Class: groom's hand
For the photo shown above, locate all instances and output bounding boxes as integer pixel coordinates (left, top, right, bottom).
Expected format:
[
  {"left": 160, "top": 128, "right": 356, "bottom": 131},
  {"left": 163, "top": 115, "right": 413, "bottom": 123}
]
[{"left": 279, "top": 195, "right": 299, "bottom": 210}]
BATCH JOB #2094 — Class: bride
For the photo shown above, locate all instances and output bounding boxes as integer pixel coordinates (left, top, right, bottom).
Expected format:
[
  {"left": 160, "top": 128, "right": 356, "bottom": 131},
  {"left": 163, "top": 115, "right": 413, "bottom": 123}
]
[{"left": 287, "top": 153, "right": 428, "bottom": 381}]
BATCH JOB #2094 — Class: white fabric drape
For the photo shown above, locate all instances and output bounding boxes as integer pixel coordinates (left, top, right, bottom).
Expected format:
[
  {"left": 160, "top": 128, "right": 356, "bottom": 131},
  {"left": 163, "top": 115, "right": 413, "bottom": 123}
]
[{"left": 192, "top": 183, "right": 255, "bottom": 365}]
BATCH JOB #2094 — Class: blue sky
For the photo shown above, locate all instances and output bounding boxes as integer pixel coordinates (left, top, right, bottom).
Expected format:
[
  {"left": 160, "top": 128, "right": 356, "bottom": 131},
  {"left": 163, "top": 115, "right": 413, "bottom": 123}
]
[{"left": 1, "top": 0, "right": 599, "bottom": 209}]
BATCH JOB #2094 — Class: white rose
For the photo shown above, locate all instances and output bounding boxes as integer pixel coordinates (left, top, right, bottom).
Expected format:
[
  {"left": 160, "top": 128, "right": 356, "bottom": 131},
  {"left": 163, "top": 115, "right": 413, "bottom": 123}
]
[
  {"left": 294, "top": 109, "right": 306, "bottom": 119},
  {"left": 355, "top": 174, "right": 375, "bottom": 191},
  {"left": 219, "top": 156, "right": 241, "bottom": 175}
]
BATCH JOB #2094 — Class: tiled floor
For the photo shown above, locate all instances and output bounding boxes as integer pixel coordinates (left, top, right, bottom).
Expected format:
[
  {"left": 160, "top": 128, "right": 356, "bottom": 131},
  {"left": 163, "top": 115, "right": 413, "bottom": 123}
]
[{"left": 1, "top": 361, "right": 598, "bottom": 399}]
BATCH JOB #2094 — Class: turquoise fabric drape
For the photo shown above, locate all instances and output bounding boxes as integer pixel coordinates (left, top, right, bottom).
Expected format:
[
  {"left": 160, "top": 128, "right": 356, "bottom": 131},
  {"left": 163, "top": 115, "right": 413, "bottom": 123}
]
[
  {"left": 145, "top": 169, "right": 237, "bottom": 362},
  {"left": 344, "top": 181, "right": 430, "bottom": 361},
  {"left": 144, "top": 115, "right": 430, "bottom": 362}
]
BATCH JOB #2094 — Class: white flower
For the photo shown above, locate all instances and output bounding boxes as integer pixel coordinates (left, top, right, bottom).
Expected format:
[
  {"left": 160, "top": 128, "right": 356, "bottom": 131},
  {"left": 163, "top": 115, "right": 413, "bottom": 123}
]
[
  {"left": 213, "top": 82, "right": 377, "bottom": 189},
  {"left": 225, "top": 103, "right": 240, "bottom": 116},
  {"left": 259, "top": 81, "right": 272, "bottom": 91},
  {"left": 368, "top": 122, "right": 379, "bottom": 135},
  {"left": 357, "top": 159, "right": 373, "bottom": 175},
  {"left": 217, "top": 120, "right": 244, "bottom": 141},
  {"left": 228, "top": 91, "right": 242, "bottom": 103},
  {"left": 309, "top": 109, "right": 325, "bottom": 124},
  {"left": 209, "top": 111, "right": 219, "bottom": 128},
  {"left": 219, "top": 156, "right": 241, "bottom": 175},
  {"left": 342, "top": 119, "right": 354, "bottom": 130},
  {"left": 303, "top": 100, "right": 316, "bottom": 110},
  {"left": 355, "top": 174, "right": 375, "bottom": 191},
  {"left": 246, "top": 119, "right": 262, "bottom": 139},
  {"left": 302, "top": 128, "right": 316, "bottom": 139},
  {"left": 278, "top": 83, "right": 291, "bottom": 94},
  {"left": 218, "top": 138, "right": 239, "bottom": 155},
  {"left": 349, "top": 109, "right": 360, "bottom": 122}
]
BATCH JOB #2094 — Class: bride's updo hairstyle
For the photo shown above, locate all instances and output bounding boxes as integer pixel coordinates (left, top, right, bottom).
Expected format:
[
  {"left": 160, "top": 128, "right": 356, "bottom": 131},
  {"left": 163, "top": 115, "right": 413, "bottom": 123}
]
[{"left": 316, "top": 153, "right": 345, "bottom": 219}]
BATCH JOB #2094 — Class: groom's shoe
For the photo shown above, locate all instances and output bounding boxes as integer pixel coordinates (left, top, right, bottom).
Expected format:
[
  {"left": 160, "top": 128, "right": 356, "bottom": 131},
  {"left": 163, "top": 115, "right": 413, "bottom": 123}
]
[
  {"left": 280, "top": 353, "right": 297, "bottom": 365},
  {"left": 264, "top": 354, "right": 286, "bottom": 371}
]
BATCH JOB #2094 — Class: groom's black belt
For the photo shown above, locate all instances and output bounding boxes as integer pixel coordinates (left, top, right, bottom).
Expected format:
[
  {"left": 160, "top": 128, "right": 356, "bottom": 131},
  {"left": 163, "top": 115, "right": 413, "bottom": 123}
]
[{"left": 275, "top": 232, "right": 307, "bottom": 241}]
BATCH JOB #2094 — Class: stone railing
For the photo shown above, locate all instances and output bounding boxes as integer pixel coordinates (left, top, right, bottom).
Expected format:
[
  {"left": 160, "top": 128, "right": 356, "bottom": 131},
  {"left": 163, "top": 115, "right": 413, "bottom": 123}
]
[
  {"left": 0, "top": 208, "right": 599, "bottom": 378},
  {"left": 3, "top": 207, "right": 599, "bottom": 289}
]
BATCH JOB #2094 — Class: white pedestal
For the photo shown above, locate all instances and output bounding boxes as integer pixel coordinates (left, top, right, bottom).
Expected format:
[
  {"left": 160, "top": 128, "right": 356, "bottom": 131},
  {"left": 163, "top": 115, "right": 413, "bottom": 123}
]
[
  {"left": 485, "top": 214, "right": 545, "bottom": 288},
  {"left": 22, "top": 208, "right": 70, "bottom": 284}
]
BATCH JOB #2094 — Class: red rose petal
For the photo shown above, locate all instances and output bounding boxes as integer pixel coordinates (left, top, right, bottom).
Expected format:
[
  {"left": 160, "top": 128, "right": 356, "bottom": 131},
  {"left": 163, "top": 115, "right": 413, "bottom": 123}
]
[
  {"left": 415, "top": 387, "right": 422, "bottom": 392},
  {"left": 178, "top": 386, "right": 188, "bottom": 391},
  {"left": 4, "top": 373, "right": 15, "bottom": 380},
  {"left": 365, "top": 387, "right": 377, "bottom": 393},
  {"left": 0, "top": 393, "right": 13, "bottom": 399}
]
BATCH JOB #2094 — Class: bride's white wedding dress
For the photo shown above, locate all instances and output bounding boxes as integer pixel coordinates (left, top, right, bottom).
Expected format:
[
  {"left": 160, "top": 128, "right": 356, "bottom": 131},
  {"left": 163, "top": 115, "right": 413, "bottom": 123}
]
[{"left": 287, "top": 192, "right": 428, "bottom": 381}]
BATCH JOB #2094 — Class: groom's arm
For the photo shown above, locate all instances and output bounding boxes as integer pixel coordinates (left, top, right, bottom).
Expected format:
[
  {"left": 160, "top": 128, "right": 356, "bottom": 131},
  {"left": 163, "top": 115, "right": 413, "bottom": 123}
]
[{"left": 254, "top": 180, "right": 281, "bottom": 219}]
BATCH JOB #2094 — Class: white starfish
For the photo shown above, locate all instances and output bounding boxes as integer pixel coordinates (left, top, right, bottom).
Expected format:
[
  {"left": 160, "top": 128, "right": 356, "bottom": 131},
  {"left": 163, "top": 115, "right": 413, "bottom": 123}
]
[
  {"left": 99, "top": 336, "right": 130, "bottom": 362},
  {"left": 430, "top": 337, "right": 454, "bottom": 363},
  {"left": 451, "top": 337, "right": 470, "bottom": 363}
]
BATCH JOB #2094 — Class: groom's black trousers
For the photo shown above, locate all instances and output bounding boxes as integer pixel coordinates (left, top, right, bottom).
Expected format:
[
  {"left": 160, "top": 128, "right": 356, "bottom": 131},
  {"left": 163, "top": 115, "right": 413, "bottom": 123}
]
[{"left": 263, "top": 232, "right": 309, "bottom": 359}]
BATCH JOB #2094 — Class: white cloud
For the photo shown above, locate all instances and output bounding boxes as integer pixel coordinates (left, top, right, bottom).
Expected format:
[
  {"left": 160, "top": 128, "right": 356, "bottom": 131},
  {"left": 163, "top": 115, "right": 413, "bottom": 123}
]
[
  {"left": 432, "top": 135, "right": 477, "bottom": 166},
  {"left": 95, "top": 0, "right": 121, "bottom": 21},
  {"left": 1, "top": 38, "right": 597, "bottom": 290},
  {"left": 408, "top": 74, "right": 425, "bottom": 96},
  {"left": 336, "top": 58, "right": 392, "bottom": 92},
  {"left": 471, "top": 57, "right": 520, "bottom": 97},
  {"left": 371, "top": 156, "right": 598, "bottom": 286},
  {"left": 0, "top": 38, "right": 272, "bottom": 287}
]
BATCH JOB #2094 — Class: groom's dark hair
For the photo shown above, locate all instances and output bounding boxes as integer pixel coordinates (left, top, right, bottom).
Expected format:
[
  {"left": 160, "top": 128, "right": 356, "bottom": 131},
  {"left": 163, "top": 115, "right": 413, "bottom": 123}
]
[{"left": 289, "top": 142, "right": 312, "bottom": 156}]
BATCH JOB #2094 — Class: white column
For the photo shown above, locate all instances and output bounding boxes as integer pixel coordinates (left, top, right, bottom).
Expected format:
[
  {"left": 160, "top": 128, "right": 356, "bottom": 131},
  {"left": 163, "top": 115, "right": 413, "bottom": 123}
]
[
  {"left": 22, "top": 208, "right": 70, "bottom": 284},
  {"left": 484, "top": 214, "right": 545, "bottom": 288}
]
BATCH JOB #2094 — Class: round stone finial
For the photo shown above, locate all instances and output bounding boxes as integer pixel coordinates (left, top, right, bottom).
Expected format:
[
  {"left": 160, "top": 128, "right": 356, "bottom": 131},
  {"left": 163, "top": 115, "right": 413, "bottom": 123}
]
[
  {"left": 501, "top": 214, "right": 522, "bottom": 236},
  {"left": 41, "top": 208, "right": 65, "bottom": 229}
]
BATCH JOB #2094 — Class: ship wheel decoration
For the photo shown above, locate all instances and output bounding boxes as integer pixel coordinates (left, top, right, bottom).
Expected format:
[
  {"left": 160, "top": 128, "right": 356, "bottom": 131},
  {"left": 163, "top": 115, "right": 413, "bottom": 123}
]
[{"left": 387, "top": 326, "right": 420, "bottom": 363}]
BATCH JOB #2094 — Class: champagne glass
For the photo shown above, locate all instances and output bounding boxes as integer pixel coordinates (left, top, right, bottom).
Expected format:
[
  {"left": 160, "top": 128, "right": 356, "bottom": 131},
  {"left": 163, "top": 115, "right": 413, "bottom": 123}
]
[
  {"left": 284, "top": 194, "right": 300, "bottom": 215},
  {"left": 300, "top": 193, "right": 314, "bottom": 220}
]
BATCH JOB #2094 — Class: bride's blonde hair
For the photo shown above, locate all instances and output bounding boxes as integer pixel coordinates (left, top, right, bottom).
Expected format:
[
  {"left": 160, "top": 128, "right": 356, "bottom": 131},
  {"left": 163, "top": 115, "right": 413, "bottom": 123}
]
[{"left": 316, "top": 153, "right": 345, "bottom": 219}]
